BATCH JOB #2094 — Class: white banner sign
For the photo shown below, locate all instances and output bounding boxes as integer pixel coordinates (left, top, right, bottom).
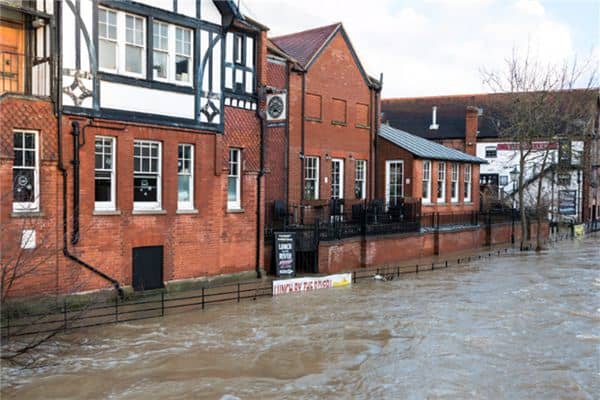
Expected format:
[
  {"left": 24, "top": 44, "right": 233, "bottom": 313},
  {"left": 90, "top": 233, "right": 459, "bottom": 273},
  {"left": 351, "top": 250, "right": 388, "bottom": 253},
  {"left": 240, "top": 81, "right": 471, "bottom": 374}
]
[{"left": 273, "top": 273, "right": 352, "bottom": 296}]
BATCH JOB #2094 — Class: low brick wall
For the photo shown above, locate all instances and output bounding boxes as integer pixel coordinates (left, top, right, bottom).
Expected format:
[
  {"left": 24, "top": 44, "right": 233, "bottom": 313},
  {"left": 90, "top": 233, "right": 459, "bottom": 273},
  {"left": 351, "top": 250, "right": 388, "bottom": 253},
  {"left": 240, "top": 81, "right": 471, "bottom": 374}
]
[{"left": 319, "top": 222, "right": 549, "bottom": 274}]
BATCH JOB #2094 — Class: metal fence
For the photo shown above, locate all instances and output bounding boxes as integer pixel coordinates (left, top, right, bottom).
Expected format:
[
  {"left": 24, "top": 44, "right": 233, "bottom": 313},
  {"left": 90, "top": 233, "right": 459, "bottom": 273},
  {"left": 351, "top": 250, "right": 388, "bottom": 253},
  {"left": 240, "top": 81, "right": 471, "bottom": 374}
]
[{"left": 1, "top": 280, "right": 272, "bottom": 340}]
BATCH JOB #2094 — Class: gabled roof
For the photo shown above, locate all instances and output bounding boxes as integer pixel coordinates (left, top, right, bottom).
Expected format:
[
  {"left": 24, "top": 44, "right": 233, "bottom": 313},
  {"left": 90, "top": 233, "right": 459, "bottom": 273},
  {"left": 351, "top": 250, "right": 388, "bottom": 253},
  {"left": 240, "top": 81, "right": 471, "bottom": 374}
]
[
  {"left": 270, "top": 23, "right": 377, "bottom": 88},
  {"left": 379, "top": 124, "right": 487, "bottom": 164},
  {"left": 271, "top": 23, "right": 340, "bottom": 68}
]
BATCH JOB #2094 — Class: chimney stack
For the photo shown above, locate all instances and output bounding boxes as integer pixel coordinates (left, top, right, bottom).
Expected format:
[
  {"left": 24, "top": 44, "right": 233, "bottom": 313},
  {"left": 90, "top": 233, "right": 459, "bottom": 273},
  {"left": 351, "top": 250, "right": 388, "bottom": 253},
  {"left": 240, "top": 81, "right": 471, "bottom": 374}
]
[{"left": 465, "top": 106, "right": 480, "bottom": 155}]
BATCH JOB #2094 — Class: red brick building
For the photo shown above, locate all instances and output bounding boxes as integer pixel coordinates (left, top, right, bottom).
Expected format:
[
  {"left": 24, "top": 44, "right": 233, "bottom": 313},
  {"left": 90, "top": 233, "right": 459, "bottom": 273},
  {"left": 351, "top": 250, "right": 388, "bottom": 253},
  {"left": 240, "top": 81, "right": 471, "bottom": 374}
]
[
  {"left": 0, "top": 1, "right": 270, "bottom": 298},
  {"left": 378, "top": 124, "right": 485, "bottom": 214},
  {"left": 264, "top": 23, "right": 382, "bottom": 226}
]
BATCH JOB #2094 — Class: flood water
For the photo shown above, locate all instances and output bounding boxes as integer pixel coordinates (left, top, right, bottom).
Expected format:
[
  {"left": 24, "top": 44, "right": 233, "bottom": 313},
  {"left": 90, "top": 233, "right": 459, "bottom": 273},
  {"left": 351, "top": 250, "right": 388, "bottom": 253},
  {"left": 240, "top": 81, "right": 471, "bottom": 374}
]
[{"left": 2, "top": 237, "right": 599, "bottom": 399}]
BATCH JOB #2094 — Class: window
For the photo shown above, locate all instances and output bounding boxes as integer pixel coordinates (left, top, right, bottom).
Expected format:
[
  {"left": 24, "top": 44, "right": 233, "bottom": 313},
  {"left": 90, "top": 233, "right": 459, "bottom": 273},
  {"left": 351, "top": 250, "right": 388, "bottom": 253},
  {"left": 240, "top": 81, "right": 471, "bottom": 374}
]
[
  {"left": 499, "top": 175, "right": 508, "bottom": 186},
  {"left": 386, "top": 160, "right": 404, "bottom": 206},
  {"left": 125, "top": 14, "right": 145, "bottom": 74},
  {"left": 177, "top": 144, "right": 194, "bottom": 210},
  {"left": 437, "top": 161, "right": 446, "bottom": 202},
  {"left": 451, "top": 163, "right": 458, "bottom": 202},
  {"left": 175, "top": 27, "right": 192, "bottom": 82},
  {"left": 133, "top": 140, "right": 161, "bottom": 210},
  {"left": 331, "top": 159, "right": 344, "bottom": 199},
  {"left": 152, "top": 21, "right": 169, "bottom": 79},
  {"left": 354, "top": 160, "right": 367, "bottom": 199},
  {"left": 485, "top": 146, "right": 497, "bottom": 158},
  {"left": 464, "top": 164, "right": 472, "bottom": 202},
  {"left": 228, "top": 148, "right": 241, "bottom": 209},
  {"left": 98, "top": 7, "right": 145, "bottom": 77},
  {"left": 559, "top": 139, "right": 571, "bottom": 166},
  {"left": 557, "top": 173, "right": 571, "bottom": 186},
  {"left": 304, "top": 156, "right": 319, "bottom": 200},
  {"left": 95, "top": 136, "right": 116, "bottom": 210},
  {"left": 234, "top": 34, "right": 244, "bottom": 65},
  {"left": 422, "top": 160, "right": 431, "bottom": 203},
  {"left": 98, "top": 8, "right": 117, "bottom": 70},
  {"left": 13, "top": 130, "right": 39, "bottom": 212},
  {"left": 152, "top": 22, "right": 193, "bottom": 84}
]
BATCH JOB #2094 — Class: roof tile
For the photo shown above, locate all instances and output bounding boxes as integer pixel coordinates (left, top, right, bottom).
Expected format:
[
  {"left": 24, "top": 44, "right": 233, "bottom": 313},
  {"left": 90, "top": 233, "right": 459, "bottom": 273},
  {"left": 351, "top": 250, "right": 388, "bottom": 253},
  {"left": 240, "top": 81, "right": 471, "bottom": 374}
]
[{"left": 271, "top": 23, "right": 340, "bottom": 68}]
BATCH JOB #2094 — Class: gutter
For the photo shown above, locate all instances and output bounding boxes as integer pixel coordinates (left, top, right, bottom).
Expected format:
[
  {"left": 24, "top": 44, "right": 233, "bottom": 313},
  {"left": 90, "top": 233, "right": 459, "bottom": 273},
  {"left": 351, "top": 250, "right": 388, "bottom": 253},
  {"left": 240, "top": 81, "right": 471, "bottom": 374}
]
[{"left": 55, "top": 0, "right": 123, "bottom": 298}]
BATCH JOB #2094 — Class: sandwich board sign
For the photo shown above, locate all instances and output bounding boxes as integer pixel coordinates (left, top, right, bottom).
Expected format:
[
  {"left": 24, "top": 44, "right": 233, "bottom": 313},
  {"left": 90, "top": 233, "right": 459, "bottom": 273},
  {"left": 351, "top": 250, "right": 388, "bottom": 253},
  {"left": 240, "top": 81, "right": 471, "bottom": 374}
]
[{"left": 275, "top": 232, "right": 295, "bottom": 277}]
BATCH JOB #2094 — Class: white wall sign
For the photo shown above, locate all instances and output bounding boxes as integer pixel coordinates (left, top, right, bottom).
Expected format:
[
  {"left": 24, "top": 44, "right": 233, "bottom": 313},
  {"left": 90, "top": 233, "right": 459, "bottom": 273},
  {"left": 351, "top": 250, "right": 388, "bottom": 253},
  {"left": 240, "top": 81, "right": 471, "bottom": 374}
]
[{"left": 273, "top": 273, "right": 352, "bottom": 296}]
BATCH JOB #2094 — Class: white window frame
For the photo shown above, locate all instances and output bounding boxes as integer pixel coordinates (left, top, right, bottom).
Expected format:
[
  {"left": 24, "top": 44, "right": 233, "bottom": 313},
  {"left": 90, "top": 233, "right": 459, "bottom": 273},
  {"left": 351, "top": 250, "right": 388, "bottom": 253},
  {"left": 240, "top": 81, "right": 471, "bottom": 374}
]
[
  {"left": 422, "top": 160, "right": 431, "bottom": 204},
  {"left": 437, "top": 161, "right": 446, "bottom": 203},
  {"left": 355, "top": 159, "right": 367, "bottom": 200},
  {"left": 94, "top": 136, "right": 117, "bottom": 211},
  {"left": 464, "top": 164, "right": 472, "bottom": 203},
  {"left": 177, "top": 143, "right": 194, "bottom": 210},
  {"left": 227, "top": 148, "right": 242, "bottom": 210},
  {"left": 304, "top": 156, "right": 319, "bottom": 200},
  {"left": 12, "top": 130, "right": 40, "bottom": 212},
  {"left": 451, "top": 162, "right": 459, "bottom": 203},
  {"left": 98, "top": 7, "right": 146, "bottom": 78},
  {"left": 485, "top": 146, "right": 497, "bottom": 158},
  {"left": 98, "top": 8, "right": 118, "bottom": 73},
  {"left": 133, "top": 140, "right": 162, "bottom": 211},
  {"left": 174, "top": 26, "right": 193, "bottom": 84},
  {"left": 331, "top": 158, "right": 344, "bottom": 199},
  {"left": 385, "top": 160, "right": 404, "bottom": 206},
  {"left": 152, "top": 20, "right": 170, "bottom": 81}
]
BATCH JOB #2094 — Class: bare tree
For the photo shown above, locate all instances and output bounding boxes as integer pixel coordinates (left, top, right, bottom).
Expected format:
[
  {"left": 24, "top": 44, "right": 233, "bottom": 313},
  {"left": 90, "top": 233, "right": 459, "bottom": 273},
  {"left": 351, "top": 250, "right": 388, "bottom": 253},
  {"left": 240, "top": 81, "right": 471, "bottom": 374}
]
[{"left": 481, "top": 48, "right": 597, "bottom": 251}]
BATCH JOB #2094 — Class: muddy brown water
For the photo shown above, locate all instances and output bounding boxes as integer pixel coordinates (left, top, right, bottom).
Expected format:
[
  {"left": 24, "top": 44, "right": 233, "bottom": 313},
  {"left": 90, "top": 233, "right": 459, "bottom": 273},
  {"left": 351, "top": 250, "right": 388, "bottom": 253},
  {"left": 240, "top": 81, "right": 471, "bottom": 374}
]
[{"left": 2, "top": 237, "right": 599, "bottom": 399}]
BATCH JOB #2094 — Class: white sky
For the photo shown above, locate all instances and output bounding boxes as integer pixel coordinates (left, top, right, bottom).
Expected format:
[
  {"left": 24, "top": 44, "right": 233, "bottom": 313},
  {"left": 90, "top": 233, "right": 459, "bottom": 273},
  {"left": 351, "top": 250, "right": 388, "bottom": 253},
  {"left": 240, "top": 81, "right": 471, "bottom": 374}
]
[{"left": 239, "top": 0, "right": 599, "bottom": 98}]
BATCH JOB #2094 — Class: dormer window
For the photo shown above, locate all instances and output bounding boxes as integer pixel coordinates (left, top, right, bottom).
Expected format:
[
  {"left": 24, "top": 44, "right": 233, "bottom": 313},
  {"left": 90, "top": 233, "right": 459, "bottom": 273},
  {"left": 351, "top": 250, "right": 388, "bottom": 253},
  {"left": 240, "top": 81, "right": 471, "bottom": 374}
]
[{"left": 429, "top": 106, "right": 439, "bottom": 130}]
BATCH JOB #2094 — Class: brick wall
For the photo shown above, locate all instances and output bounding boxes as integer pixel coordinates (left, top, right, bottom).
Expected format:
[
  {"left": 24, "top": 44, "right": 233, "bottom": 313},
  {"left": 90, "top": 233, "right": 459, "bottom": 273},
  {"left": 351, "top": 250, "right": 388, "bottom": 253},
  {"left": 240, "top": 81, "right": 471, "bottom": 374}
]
[
  {"left": 287, "top": 31, "right": 374, "bottom": 205},
  {"left": 0, "top": 94, "right": 264, "bottom": 298}
]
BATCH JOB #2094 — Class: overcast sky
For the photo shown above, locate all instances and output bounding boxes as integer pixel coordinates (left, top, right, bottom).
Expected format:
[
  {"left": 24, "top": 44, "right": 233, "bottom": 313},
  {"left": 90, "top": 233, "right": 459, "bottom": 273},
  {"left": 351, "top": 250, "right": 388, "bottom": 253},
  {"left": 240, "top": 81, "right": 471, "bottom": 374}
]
[{"left": 239, "top": 0, "right": 599, "bottom": 98}]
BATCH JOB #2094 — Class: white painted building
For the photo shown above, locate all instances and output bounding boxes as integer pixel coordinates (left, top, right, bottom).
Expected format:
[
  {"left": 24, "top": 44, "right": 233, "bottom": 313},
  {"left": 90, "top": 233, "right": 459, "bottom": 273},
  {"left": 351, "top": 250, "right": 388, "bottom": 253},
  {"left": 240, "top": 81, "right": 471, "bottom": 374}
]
[{"left": 477, "top": 140, "right": 584, "bottom": 222}]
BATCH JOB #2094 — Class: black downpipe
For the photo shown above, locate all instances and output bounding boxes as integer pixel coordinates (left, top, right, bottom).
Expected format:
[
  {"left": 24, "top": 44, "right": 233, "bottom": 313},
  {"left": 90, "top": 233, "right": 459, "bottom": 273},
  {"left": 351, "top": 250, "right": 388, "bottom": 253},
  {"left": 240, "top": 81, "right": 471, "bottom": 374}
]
[
  {"left": 71, "top": 121, "right": 80, "bottom": 245},
  {"left": 374, "top": 73, "right": 383, "bottom": 198},
  {"left": 300, "top": 72, "right": 306, "bottom": 223},
  {"left": 55, "top": 1, "right": 124, "bottom": 298},
  {"left": 255, "top": 86, "right": 266, "bottom": 279}
]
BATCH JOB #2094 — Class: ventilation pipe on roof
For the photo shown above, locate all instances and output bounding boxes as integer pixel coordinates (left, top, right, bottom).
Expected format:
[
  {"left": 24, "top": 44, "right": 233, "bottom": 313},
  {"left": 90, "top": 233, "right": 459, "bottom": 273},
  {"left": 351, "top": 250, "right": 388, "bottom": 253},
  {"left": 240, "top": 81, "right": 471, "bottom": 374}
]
[{"left": 429, "top": 106, "right": 439, "bottom": 130}]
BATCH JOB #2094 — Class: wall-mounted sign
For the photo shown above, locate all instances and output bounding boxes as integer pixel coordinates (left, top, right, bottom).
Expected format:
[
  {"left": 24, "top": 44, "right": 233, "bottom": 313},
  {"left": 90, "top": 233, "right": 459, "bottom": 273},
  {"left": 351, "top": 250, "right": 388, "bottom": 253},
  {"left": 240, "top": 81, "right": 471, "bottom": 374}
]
[
  {"left": 558, "top": 190, "right": 576, "bottom": 216},
  {"left": 275, "top": 232, "right": 295, "bottom": 277},
  {"left": 273, "top": 273, "right": 352, "bottom": 296},
  {"left": 266, "top": 93, "right": 287, "bottom": 121}
]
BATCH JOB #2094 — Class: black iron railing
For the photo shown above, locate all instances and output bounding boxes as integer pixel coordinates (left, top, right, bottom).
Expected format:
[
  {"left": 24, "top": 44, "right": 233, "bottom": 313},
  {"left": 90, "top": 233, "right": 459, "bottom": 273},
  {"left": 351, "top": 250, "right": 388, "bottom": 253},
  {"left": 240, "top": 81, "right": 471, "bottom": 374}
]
[{"left": 0, "top": 51, "right": 51, "bottom": 97}]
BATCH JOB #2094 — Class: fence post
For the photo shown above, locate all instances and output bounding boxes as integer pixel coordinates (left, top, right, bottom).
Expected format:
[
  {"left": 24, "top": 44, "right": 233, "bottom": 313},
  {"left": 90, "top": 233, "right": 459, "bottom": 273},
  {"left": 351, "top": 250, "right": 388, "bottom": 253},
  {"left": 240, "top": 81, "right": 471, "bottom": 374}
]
[
  {"left": 237, "top": 283, "right": 240, "bottom": 302},
  {"left": 115, "top": 296, "right": 119, "bottom": 323},
  {"left": 201, "top": 287, "right": 205, "bottom": 310},
  {"left": 353, "top": 270, "right": 356, "bottom": 283},
  {"left": 63, "top": 299, "right": 68, "bottom": 331},
  {"left": 161, "top": 292, "right": 165, "bottom": 316}
]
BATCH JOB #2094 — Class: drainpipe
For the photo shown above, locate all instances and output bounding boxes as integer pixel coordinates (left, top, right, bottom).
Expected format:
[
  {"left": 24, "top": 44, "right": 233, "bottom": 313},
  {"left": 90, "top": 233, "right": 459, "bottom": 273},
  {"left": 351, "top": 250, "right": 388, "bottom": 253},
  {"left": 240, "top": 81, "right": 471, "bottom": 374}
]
[
  {"left": 300, "top": 72, "right": 306, "bottom": 223},
  {"left": 374, "top": 73, "right": 383, "bottom": 198},
  {"left": 55, "top": 0, "right": 123, "bottom": 298},
  {"left": 255, "top": 86, "right": 266, "bottom": 279}
]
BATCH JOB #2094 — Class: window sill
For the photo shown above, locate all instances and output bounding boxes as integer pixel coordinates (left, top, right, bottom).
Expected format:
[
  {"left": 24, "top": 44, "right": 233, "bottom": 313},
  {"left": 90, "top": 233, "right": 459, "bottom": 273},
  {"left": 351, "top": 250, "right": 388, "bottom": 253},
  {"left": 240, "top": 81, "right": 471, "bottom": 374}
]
[
  {"left": 226, "top": 208, "right": 245, "bottom": 214},
  {"left": 355, "top": 124, "right": 370, "bottom": 130},
  {"left": 176, "top": 209, "right": 198, "bottom": 215},
  {"left": 132, "top": 209, "right": 167, "bottom": 215},
  {"left": 331, "top": 121, "right": 347, "bottom": 127},
  {"left": 93, "top": 210, "right": 122, "bottom": 216},
  {"left": 11, "top": 211, "right": 44, "bottom": 218},
  {"left": 305, "top": 117, "right": 322, "bottom": 123}
]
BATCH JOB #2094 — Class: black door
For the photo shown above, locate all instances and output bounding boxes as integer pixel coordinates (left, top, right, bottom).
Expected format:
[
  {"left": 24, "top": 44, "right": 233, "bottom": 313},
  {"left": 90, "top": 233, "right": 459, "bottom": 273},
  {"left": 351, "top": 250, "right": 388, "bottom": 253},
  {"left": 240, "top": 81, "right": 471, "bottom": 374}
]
[{"left": 132, "top": 246, "right": 164, "bottom": 291}]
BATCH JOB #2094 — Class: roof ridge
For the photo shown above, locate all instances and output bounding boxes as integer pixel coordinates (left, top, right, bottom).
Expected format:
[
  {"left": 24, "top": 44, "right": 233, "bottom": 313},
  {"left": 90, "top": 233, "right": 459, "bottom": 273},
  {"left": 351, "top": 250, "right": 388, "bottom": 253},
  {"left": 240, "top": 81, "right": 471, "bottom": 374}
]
[{"left": 270, "top": 22, "right": 342, "bottom": 41}]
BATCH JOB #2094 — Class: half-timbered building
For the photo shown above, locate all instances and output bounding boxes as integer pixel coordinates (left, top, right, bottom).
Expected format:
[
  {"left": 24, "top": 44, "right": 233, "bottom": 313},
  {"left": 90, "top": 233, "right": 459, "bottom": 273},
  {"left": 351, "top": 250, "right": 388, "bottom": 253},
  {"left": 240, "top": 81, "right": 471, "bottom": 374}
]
[{"left": 0, "top": 0, "right": 269, "bottom": 297}]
